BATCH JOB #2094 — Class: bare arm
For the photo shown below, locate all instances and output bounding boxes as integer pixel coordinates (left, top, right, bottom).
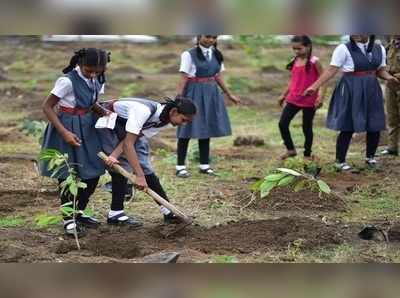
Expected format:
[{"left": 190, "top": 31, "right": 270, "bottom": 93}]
[
  {"left": 177, "top": 73, "right": 189, "bottom": 96},
  {"left": 304, "top": 65, "right": 340, "bottom": 96},
  {"left": 278, "top": 79, "right": 291, "bottom": 107},
  {"left": 315, "top": 60, "right": 328, "bottom": 107},
  {"left": 42, "top": 94, "right": 81, "bottom": 146},
  {"left": 123, "top": 133, "right": 147, "bottom": 189},
  {"left": 377, "top": 67, "right": 399, "bottom": 82},
  {"left": 215, "top": 73, "right": 241, "bottom": 104}
]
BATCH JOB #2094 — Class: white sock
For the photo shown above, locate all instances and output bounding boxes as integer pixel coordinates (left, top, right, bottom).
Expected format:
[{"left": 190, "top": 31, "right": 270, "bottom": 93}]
[
  {"left": 199, "top": 164, "right": 210, "bottom": 170},
  {"left": 63, "top": 220, "right": 76, "bottom": 230},
  {"left": 160, "top": 206, "right": 172, "bottom": 215},
  {"left": 176, "top": 165, "right": 187, "bottom": 171}
]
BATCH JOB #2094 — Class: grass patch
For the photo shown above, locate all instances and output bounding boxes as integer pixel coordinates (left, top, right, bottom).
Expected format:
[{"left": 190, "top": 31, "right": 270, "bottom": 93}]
[{"left": 0, "top": 216, "right": 26, "bottom": 228}]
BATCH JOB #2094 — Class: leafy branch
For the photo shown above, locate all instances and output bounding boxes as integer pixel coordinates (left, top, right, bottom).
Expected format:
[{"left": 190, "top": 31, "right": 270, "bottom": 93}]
[
  {"left": 255, "top": 167, "right": 331, "bottom": 198},
  {"left": 39, "top": 149, "right": 87, "bottom": 249}
]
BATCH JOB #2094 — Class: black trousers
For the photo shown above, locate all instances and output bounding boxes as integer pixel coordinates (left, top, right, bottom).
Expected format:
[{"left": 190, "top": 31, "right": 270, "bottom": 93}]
[
  {"left": 110, "top": 172, "right": 169, "bottom": 211},
  {"left": 58, "top": 177, "right": 99, "bottom": 220},
  {"left": 336, "top": 131, "right": 380, "bottom": 163},
  {"left": 278, "top": 103, "right": 316, "bottom": 157},
  {"left": 177, "top": 138, "right": 210, "bottom": 165}
]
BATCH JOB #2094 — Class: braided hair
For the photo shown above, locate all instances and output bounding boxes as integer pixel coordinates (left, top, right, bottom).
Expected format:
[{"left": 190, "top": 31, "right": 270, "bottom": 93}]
[
  {"left": 159, "top": 95, "right": 197, "bottom": 124},
  {"left": 286, "top": 35, "right": 313, "bottom": 73},
  {"left": 195, "top": 35, "right": 224, "bottom": 65},
  {"left": 62, "top": 48, "right": 111, "bottom": 84}
]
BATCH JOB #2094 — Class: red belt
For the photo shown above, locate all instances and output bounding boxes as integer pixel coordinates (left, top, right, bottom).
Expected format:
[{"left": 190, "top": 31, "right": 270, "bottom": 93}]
[
  {"left": 187, "top": 76, "right": 217, "bottom": 83},
  {"left": 60, "top": 106, "right": 90, "bottom": 115},
  {"left": 344, "top": 70, "right": 377, "bottom": 77}
]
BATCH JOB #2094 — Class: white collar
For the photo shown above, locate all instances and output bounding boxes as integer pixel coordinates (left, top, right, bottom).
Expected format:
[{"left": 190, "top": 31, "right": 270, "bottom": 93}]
[
  {"left": 356, "top": 41, "right": 369, "bottom": 50},
  {"left": 199, "top": 44, "right": 213, "bottom": 53},
  {"left": 74, "top": 66, "right": 95, "bottom": 85}
]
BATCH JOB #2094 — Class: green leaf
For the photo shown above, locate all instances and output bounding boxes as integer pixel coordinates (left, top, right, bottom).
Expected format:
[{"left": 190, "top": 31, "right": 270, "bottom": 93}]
[
  {"left": 60, "top": 206, "right": 75, "bottom": 217},
  {"left": 69, "top": 183, "right": 78, "bottom": 197},
  {"left": 277, "top": 175, "right": 296, "bottom": 187},
  {"left": 250, "top": 179, "right": 264, "bottom": 192},
  {"left": 77, "top": 182, "right": 87, "bottom": 189},
  {"left": 264, "top": 173, "right": 287, "bottom": 182},
  {"left": 317, "top": 180, "right": 331, "bottom": 194},
  {"left": 260, "top": 181, "right": 277, "bottom": 198},
  {"left": 277, "top": 168, "right": 302, "bottom": 177}
]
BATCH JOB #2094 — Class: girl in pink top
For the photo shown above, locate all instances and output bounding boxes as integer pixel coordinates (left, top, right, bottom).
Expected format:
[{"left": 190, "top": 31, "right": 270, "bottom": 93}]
[{"left": 278, "top": 35, "right": 325, "bottom": 160}]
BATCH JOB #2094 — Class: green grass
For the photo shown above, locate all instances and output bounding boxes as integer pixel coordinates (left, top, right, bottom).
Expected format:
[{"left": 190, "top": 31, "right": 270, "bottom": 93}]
[{"left": 0, "top": 216, "right": 26, "bottom": 228}]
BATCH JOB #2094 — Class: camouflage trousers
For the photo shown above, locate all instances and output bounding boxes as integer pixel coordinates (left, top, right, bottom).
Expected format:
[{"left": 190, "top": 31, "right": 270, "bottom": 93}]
[{"left": 385, "top": 86, "right": 400, "bottom": 151}]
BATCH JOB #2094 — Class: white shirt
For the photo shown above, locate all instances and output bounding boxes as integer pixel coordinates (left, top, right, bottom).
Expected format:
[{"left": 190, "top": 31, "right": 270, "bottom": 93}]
[
  {"left": 51, "top": 66, "right": 105, "bottom": 108},
  {"left": 179, "top": 44, "right": 225, "bottom": 77},
  {"left": 330, "top": 42, "right": 386, "bottom": 72},
  {"left": 113, "top": 99, "right": 170, "bottom": 139}
]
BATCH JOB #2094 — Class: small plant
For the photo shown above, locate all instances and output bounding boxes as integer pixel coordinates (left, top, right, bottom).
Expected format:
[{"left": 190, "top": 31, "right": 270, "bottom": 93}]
[
  {"left": 19, "top": 119, "right": 46, "bottom": 143},
  {"left": 256, "top": 162, "right": 331, "bottom": 198},
  {"left": 39, "top": 149, "right": 87, "bottom": 249}
]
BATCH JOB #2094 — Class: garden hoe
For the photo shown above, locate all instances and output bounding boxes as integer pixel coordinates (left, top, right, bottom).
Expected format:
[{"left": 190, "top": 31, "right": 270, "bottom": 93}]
[{"left": 98, "top": 152, "right": 193, "bottom": 237}]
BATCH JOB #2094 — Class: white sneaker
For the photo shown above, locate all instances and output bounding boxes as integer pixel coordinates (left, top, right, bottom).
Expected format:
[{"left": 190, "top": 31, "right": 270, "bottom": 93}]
[{"left": 335, "top": 162, "right": 352, "bottom": 171}]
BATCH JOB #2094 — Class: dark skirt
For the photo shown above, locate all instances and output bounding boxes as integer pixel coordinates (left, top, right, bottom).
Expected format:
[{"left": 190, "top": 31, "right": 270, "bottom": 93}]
[
  {"left": 177, "top": 81, "right": 232, "bottom": 139},
  {"left": 40, "top": 112, "right": 105, "bottom": 180},
  {"left": 326, "top": 75, "right": 386, "bottom": 132},
  {"left": 98, "top": 128, "right": 154, "bottom": 175}
]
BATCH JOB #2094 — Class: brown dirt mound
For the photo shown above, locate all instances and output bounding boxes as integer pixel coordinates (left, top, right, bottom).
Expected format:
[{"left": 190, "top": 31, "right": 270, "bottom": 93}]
[
  {"left": 233, "top": 136, "right": 265, "bottom": 147},
  {"left": 236, "top": 188, "right": 346, "bottom": 212},
  {"left": 53, "top": 216, "right": 349, "bottom": 258}
]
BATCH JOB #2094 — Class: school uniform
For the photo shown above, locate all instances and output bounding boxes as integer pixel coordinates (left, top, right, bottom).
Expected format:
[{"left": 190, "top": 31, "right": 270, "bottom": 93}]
[
  {"left": 177, "top": 45, "right": 231, "bottom": 139},
  {"left": 97, "top": 98, "right": 176, "bottom": 223},
  {"left": 176, "top": 45, "right": 230, "bottom": 174},
  {"left": 327, "top": 42, "right": 386, "bottom": 132},
  {"left": 40, "top": 66, "right": 106, "bottom": 227},
  {"left": 41, "top": 66, "right": 106, "bottom": 180},
  {"left": 326, "top": 41, "right": 387, "bottom": 163}
]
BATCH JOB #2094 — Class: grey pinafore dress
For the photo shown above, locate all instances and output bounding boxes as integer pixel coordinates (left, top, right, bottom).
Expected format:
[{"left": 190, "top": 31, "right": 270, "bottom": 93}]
[
  {"left": 98, "top": 98, "right": 164, "bottom": 175},
  {"left": 326, "top": 42, "right": 385, "bottom": 133},
  {"left": 177, "top": 47, "right": 232, "bottom": 139},
  {"left": 40, "top": 70, "right": 105, "bottom": 180}
]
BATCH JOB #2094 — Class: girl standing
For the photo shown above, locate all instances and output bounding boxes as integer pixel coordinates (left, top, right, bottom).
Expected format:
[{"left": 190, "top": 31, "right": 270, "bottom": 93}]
[
  {"left": 175, "top": 35, "right": 240, "bottom": 178},
  {"left": 41, "top": 48, "right": 110, "bottom": 236},
  {"left": 278, "top": 35, "right": 325, "bottom": 160},
  {"left": 304, "top": 35, "right": 399, "bottom": 171}
]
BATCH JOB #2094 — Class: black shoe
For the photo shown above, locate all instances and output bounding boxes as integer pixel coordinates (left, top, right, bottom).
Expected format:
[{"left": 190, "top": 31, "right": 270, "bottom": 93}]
[
  {"left": 107, "top": 212, "right": 143, "bottom": 228},
  {"left": 176, "top": 168, "right": 191, "bottom": 178},
  {"left": 76, "top": 213, "right": 100, "bottom": 229},
  {"left": 164, "top": 213, "right": 183, "bottom": 224},
  {"left": 63, "top": 221, "right": 86, "bottom": 238},
  {"left": 199, "top": 168, "right": 217, "bottom": 176}
]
